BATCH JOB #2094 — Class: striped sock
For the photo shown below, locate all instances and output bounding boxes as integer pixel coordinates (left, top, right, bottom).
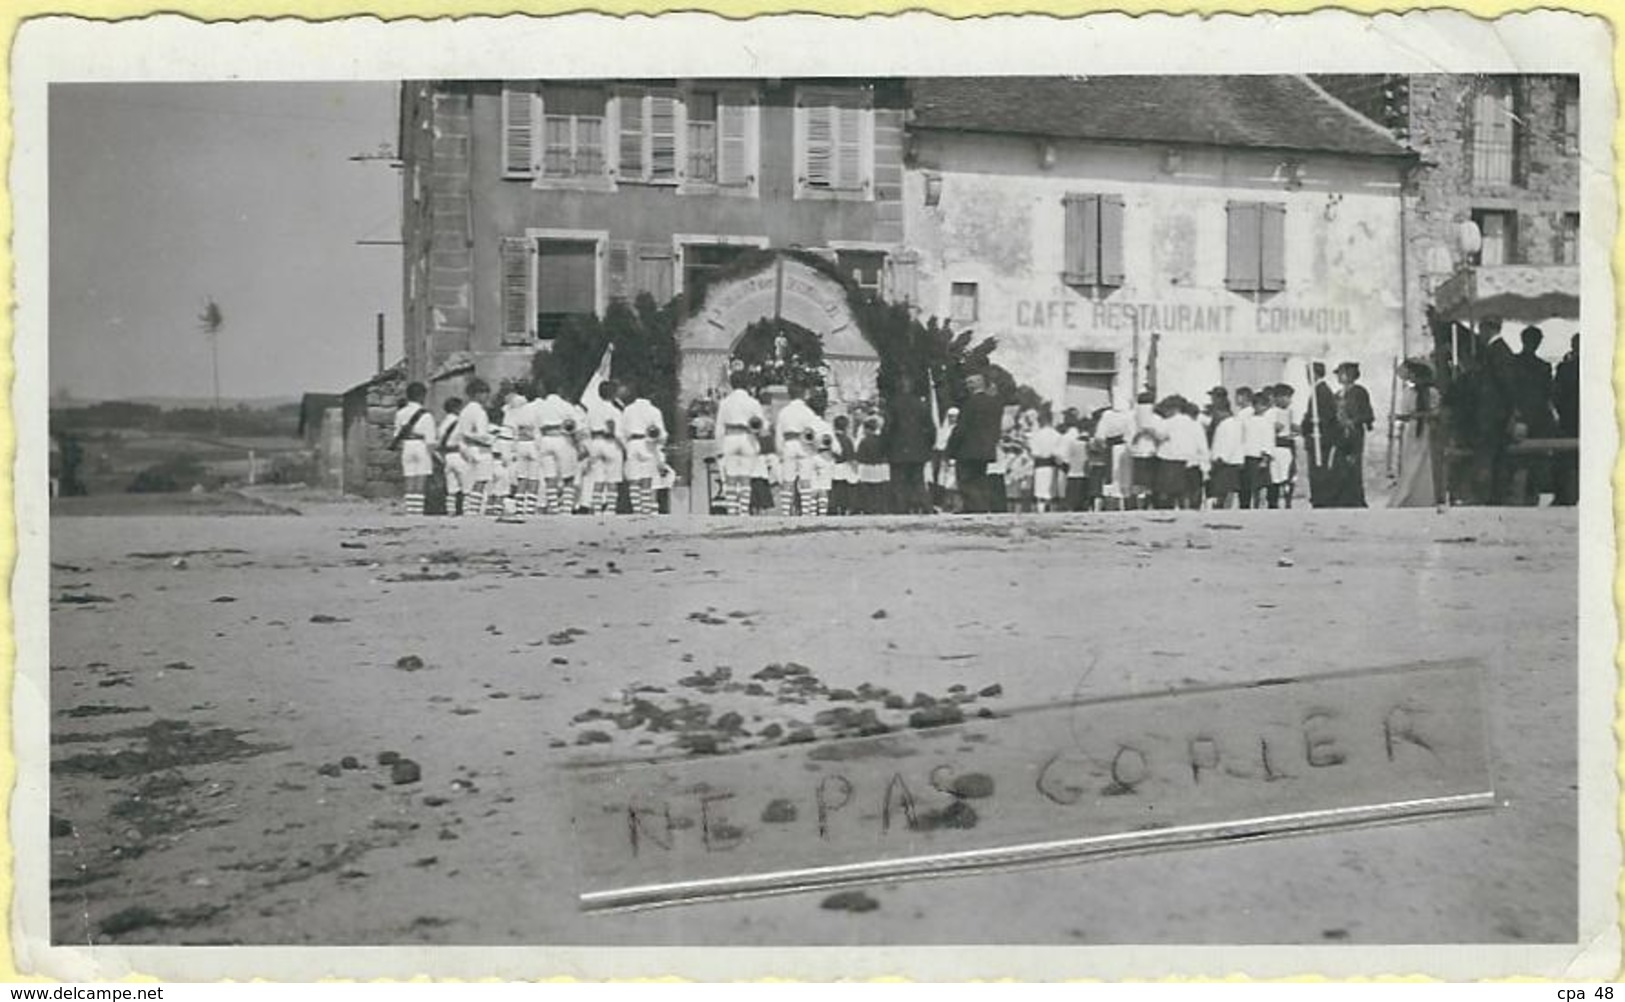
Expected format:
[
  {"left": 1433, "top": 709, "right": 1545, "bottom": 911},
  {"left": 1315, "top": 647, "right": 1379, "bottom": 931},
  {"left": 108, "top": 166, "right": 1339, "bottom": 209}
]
[
  {"left": 778, "top": 485, "right": 794, "bottom": 517},
  {"left": 813, "top": 492, "right": 828, "bottom": 517},
  {"left": 404, "top": 493, "right": 423, "bottom": 515},
  {"left": 464, "top": 489, "right": 485, "bottom": 517},
  {"left": 638, "top": 482, "right": 656, "bottom": 515}
]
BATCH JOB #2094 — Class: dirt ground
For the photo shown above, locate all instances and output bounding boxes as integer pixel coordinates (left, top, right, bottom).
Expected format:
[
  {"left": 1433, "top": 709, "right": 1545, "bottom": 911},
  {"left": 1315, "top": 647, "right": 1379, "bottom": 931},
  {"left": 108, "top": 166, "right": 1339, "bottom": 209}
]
[{"left": 43, "top": 499, "right": 1577, "bottom": 951}]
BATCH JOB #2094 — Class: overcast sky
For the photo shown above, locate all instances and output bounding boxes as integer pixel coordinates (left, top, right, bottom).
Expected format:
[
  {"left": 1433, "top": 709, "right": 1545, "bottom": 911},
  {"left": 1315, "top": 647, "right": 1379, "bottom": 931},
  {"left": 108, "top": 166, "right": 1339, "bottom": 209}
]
[{"left": 49, "top": 82, "right": 402, "bottom": 402}]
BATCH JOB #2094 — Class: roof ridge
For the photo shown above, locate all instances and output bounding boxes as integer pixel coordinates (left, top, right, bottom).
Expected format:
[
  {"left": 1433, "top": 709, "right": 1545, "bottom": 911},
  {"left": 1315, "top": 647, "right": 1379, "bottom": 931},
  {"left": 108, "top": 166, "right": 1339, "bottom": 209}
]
[{"left": 1293, "top": 73, "right": 1413, "bottom": 155}]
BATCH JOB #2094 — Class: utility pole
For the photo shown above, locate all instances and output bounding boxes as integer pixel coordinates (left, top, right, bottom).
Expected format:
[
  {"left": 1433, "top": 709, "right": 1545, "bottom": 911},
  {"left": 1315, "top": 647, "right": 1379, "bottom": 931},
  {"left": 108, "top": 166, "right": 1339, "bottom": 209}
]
[{"left": 376, "top": 313, "right": 386, "bottom": 373}]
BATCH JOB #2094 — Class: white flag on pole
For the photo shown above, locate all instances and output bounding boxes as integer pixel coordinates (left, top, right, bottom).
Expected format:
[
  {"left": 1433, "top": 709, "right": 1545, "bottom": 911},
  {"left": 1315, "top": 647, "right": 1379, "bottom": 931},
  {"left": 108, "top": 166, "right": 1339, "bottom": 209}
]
[{"left": 581, "top": 342, "right": 614, "bottom": 403}]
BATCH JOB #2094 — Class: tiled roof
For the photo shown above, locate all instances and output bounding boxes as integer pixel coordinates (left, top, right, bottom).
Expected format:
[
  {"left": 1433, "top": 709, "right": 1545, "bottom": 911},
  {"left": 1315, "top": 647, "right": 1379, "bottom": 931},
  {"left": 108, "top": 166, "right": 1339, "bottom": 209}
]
[{"left": 910, "top": 76, "right": 1412, "bottom": 158}]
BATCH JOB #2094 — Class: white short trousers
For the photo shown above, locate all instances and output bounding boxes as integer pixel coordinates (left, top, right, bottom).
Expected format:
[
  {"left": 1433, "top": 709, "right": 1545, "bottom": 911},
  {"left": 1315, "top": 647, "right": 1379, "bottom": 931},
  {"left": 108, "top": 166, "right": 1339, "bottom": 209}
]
[
  {"left": 538, "top": 433, "right": 579, "bottom": 480},
  {"left": 624, "top": 437, "right": 660, "bottom": 481},
  {"left": 443, "top": 453, "right": 470, "bottom": 494},
  {"left": 809, "top": 454, "right": 834, "bottom": 492},
  {"left": 720, "top": 431, "right": 760, "bottom": 479},
  {"left": 587, "top": 436, "right": 624, "bottom": 483},
  {"left": 461, "top": 447, "right": 494, "bottom": 485},
  {"left": 512, "top": 440, "right": 540, "bottom": 482},
  {"left": 400, "top": 441, "right": 433, "bottom": 478},
  {"left": 778, "top": 437, "right": 812, "bottom": 484}
]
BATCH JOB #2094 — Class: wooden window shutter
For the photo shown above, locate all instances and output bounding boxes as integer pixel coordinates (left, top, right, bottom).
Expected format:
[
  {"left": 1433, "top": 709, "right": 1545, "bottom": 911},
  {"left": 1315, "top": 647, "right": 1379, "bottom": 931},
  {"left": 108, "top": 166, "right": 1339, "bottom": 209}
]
[
  {"left": 718, "top": 95, "right": 750, "bottom": 185},
  {"left": 803, "top": 103, "right": 834, "bottom": 187},
  {"left": 502, "top": 86, "right": 536, "bottom": 176},
  {"left": 635, "top": 244, "right": 674, "bottom": 303},
  {"left": 1099, "top": 194, "right": 1125, "bottom": 287},
  {"left": 617, "top": 89, "right": 645, "bottom": 180},
  {"left": 606, "top": 241, "right": 634, "bottom": 302},
  {"left": 500, "top": 237, "right": 534, "bottom": 344},
  {"left": 1062, "top": 194, "right": 1099, "bottom": 286},
  {"left": 649, "top": 92, "right": 678, "bottom": 181},
  {"left": 834, "top": 105, "right": 864, "bottom": 190},
  {"left": 885, "top": 251, "right": 919, "bottom": 304},
  {"left": 1225, "top": 201, "right": 1261, "bottom": 291},
  {"left": 1259, "top": 202, "right": 1287, "bottom": 292}
]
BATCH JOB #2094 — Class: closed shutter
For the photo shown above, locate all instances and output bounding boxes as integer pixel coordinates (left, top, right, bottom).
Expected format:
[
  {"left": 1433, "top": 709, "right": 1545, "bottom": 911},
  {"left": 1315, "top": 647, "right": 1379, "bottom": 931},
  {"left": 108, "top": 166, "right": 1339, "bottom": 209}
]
[
  {"left": 885, "top": 252, "right": 918, "bottom": 304},
  {"left": 804, "top": 103, "right": 834, "bottom": 188},
  {"left": 502, "top": 86, "right": 535, "bottom": 176},
  {"left": 635, "top": 244, "right": 674, "bottom": 303},
  {"left": 618, "top": 89, "right": 645, "bottom": 180},
  {"left": 500, "top": 237, "right": 533, "bottom": 344},
  {"left": 1062, "top": 194, "right": 1099, "bottom": 286},
  {"left": 834, "top": 105, "right": 863, "bottom": 190},
  {"left": 1259, "top": 202, "right": 1287, "bottom": 292},
  {"left": 606, "top": 241, "right": 634, "bottom": 302},
  {"left": 649, "top": 92, "right": 678, "bottom": 181},
  {"left": 1225, "top": 201, "right": 1261, "bottom": 291},
  {"left": 1099, "top": 194, "right": 1125, "bottom": 287},
  {"left": 718, "top": 95, "right": 750, "bottom": 185}
]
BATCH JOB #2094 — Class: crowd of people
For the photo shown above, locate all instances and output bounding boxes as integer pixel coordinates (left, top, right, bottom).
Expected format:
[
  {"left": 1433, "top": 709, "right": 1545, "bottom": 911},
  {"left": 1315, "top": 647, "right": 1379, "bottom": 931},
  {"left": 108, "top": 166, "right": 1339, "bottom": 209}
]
[
  {"left": 1440, "top": 324, "right": 1580, "bottom": 506},
  {"left": 391, "top": 374, "right": 677, "bottom": 519},
  {"left": 392, "top": 326, "right": 1578, "bottom": 519},
  {"left": 925, "top": 363, "right": 1375, "bottom": 515}
]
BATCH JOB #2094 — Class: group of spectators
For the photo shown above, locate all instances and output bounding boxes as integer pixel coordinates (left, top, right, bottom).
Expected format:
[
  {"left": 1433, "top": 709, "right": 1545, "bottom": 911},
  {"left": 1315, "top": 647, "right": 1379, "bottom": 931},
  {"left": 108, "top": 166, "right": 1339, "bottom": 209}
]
[
  {"left": 1442, "top": 324, "right": 1580, "bottom": 506},
  {"left": 930, "top": 364, "right": 1377, "bottom": 514}
]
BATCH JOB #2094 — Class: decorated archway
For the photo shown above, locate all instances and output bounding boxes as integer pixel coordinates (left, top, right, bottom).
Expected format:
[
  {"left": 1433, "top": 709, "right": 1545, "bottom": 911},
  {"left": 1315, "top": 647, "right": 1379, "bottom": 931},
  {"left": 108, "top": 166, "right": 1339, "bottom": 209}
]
[{"left": 677, "top": 255, "right": 879, "bottom": 407}]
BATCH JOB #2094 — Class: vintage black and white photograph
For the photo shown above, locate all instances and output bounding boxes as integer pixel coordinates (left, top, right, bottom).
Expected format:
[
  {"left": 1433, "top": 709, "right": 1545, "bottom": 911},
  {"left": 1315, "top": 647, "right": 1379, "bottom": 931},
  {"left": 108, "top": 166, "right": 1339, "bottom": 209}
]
[{"left": 17, "top": 11, "right": 1616, "bottom": 980}]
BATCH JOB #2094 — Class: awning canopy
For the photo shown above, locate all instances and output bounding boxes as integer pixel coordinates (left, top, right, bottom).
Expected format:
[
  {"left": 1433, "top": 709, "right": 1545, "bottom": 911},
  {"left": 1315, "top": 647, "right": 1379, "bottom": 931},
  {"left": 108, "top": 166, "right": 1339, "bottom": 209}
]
[{"left": 1431, "top": 264, "right": 1580, "bottom": 323}]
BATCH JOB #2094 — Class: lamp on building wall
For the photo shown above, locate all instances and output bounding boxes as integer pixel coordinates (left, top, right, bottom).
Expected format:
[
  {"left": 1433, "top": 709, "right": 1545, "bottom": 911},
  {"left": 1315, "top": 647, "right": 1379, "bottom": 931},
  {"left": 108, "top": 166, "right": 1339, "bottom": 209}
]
[
  {"left": 1279, "top": 160, "right": 1306, "bottom": 191},
  {"left": 1161, "top": 149, "right": 1183, "bottom": 175},
  {"left": 923, "top": 172, "right": 943, "bottom": 207},
  {"left": 1456, "top": 219, "right": 1482, "bottom": 258},
  {"left": 1038, "top": 140, "right": 1057, "bottom": 171}
]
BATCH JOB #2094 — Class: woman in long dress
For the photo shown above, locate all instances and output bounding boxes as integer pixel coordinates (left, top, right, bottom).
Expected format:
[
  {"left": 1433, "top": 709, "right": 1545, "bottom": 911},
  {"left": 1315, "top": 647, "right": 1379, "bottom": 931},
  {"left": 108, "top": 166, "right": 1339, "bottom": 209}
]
[{"left": 1391, "top": 360, "right": 1441, "bottom": 507}]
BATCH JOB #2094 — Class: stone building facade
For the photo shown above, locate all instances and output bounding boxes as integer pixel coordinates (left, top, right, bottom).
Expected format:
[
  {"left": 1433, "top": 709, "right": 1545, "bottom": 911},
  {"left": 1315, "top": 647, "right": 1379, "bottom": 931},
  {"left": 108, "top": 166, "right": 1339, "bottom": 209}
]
[
  {"left": 902, "top": 76, "right": 1414, "bottom": 425},
  {"left": 398, "top": 79, "right": 910, "bottom": 406},
  {"left": 1315, "top": 74, "right": 1581, "bottom": 359}
]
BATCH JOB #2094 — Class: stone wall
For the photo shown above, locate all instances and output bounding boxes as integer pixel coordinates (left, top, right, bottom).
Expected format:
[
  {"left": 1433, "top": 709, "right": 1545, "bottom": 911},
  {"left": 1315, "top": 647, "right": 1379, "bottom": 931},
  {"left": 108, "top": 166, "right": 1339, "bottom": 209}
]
[
  {"left": 401, "top": 83, "right": 475, "bottom": 389},
  {"left": 343, "top": 364, "right": 408, "bottom": 498}
]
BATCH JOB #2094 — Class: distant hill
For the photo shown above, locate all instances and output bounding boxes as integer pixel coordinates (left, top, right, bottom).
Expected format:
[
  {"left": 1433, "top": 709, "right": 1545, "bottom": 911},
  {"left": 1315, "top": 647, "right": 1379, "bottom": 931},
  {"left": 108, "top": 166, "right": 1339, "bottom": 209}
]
[{"left": 53, "top": 394, "right": 304, "bottom": 411}]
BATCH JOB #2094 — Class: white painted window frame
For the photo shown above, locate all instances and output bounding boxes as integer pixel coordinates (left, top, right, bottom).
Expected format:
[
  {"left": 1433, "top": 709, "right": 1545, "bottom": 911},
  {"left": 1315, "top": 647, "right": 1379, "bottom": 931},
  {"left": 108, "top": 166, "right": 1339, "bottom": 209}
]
[
  {"left": 793, "top": 85, "right": 875, "bottom": 202},
  {"left": 677, "top": 83, "right": 761, "bottom": 198},
  {"left": 529, "top": 87, "right": 614, "bottom": 192},
  {"left": 527, "top": 227, "right": 611, "bottom": 324}
]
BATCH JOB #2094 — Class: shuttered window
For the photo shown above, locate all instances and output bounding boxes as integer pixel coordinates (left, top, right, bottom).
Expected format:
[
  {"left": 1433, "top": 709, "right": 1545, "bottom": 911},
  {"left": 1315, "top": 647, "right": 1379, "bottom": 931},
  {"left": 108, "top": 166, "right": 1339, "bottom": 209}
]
[
  {"left": 501, "top": 86, "right": 536, "bottom": 177},
  {"left": 1225, "top": 201, "right": 1286, "bottom": 293},
  {"left": 685, "top": 91, "right": 717, "bottom": 182},
  {"left": 681, "top": 89, "right": 755, "bottom": 189},
  {"left": 500, "top": 237, "right": 533, "bottom": 344},
  {"left": 540, "top": 85, "right": 607, "bottom": 179},
  {"left": 1062, "top": 193, "right": 1125, "bottom": 289},
  {"left": 606, "top": 241, "right": 635, "bottom": 302},
  {"left": 718, "top": 96, "right": 751, "bottom": 186},
  {"left": 1562, "top": 81, "right": 1580, "bottom": 155},
  {"left": 536, "top": 239, "right": 598, "bottom": 340},
  {"left": 1471, "top": 78, "right": 1516, "bottom": 185},
  {"left": 796, "top": 87, "right": 871, "bottom": 196},
  {"left": 614, "top": 88, "right": 678, "bottom": 184},
  {"left": 635, "top": 245, "right": 674, "bottom": 303},
  {"left": 950, "top": 282, "right": 979, "bottom": 324}
]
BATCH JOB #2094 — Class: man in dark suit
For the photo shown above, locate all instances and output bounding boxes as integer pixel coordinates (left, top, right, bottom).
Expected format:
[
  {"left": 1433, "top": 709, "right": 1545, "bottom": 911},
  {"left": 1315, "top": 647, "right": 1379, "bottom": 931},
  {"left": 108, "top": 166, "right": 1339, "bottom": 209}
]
[
  {"left": 1302, "top": 362, "right": 1342, "bottom": 507},
  {"left": 947, "top": 373, "right": 1003, "bottom": 513},
  {"left": 885, "top": 372, "right": 936, "bottom": 515},
  {"left": 1332, "top": 361, "right": 1375, "bottom": 507}
]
